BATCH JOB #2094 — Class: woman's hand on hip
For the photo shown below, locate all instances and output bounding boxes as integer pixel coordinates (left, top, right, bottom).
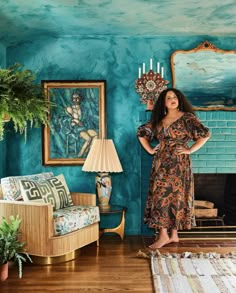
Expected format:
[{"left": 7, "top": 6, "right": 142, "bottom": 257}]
[
  {"left": 176, "top": 146, "right": 191, "bottom": 155},
  {"left": 150, "top": 144, "right": 160, "bottom": 155}
]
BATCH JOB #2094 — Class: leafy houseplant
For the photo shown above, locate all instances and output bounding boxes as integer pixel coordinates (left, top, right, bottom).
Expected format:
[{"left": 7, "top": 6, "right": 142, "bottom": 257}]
[
  {"left": 0, "top": 215, "right": 32, "bottom": 280},
  {"left": 0, "top": 63, "right": 53, "bottom": 141}
]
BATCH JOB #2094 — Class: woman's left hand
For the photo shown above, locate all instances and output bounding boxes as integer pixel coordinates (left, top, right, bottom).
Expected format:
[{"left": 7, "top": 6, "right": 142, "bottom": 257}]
[{"left": 176, "top": 146, "right": 191, "bottom": 155}]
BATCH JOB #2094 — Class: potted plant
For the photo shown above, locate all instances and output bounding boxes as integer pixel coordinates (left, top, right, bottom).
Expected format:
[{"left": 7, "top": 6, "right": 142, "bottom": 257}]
[
  {"left": 0, "top": 215, "right": 32, "bottom": 281},
  {"left": 0, "top": 63, "right": 54, "bottom": 141}
]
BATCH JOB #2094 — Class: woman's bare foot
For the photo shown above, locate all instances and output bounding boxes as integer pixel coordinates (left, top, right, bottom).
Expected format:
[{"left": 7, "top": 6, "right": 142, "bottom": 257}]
[
  {"left": 166, "top": 229, "right": 179, "bottom": 244},
  {"left": 166, "top": 236, "right": 179, "bottom": 244},
  {"left": 148, "top": 235, "right": 170, "bottom": 249}
]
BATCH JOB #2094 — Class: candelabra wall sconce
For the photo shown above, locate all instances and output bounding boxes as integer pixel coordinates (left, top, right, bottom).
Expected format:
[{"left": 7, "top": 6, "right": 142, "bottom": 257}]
[{"left": 135, "top": 59, "right": 169, "bottom": 111}]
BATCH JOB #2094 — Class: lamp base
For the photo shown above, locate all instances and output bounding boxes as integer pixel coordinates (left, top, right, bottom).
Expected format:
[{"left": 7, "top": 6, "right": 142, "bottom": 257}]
[
  {"left": 96, "top": 173, "right": 112, "bottom": 210},
  {"left": 99, "top": 204, "right": 111, "bottom": 211}
]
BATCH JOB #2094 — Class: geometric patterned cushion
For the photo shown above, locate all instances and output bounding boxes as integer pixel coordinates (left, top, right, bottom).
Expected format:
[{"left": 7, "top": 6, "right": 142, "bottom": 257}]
[
  {"left": 53, "top": 205, "right": 100, "bottom": 236},
  {"left": 19, "top": 174, "right": 74, "bottom": 211},
  {"left": 1, "top": 172, "right": 54, "bottom": 201}
]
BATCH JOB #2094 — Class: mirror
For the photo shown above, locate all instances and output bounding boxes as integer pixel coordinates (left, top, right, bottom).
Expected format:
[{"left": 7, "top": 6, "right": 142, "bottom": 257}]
[{"left": 171, "top": 40, "right": 236, "bottom": 110}]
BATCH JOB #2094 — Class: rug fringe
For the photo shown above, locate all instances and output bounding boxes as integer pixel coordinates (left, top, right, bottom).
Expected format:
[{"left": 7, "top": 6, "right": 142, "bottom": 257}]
[
  {"left": 136, "top": 249, "right": 151, "bottom": 259},
  {"left": 136, "top": 249, "right": 162, "bottom": 259},
  {"left": 136, "top": 250, "right": 236, "bottom": 259}
]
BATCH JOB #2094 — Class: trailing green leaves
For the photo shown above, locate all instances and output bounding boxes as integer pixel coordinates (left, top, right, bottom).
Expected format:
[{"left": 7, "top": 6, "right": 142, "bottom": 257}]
[{"left": 0, "top": 63, "right": 55, "bottom": 141}]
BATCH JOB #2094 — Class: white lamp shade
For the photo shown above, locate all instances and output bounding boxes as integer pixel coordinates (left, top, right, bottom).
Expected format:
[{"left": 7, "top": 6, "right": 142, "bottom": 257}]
[{"left": 82, "top": 139, "right": 123, "bottom": 173}]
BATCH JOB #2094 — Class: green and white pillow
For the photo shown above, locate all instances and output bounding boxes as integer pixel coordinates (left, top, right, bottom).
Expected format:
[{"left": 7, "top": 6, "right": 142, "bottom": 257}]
[
  {"left": 1, "top": 172, "right": 54, "bottom": 201},
  {"left": 19, "top": 174, "right": 74, "bottom": 210}
]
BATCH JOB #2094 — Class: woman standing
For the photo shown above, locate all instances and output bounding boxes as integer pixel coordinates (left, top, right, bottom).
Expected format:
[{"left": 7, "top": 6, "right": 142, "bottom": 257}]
[{"left": 137, "top": 88, "right": 210, "bottom": 249}]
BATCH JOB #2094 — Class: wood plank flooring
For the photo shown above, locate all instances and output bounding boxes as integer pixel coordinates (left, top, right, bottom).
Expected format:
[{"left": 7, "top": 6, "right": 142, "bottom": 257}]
[{"left": 1, "top": 235, "right": 236, "bottom": 292}]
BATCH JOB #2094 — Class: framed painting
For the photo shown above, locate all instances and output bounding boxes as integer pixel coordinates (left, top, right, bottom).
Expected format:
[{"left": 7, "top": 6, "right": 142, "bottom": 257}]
[
  {"left": 171, "top": 41, "right": 236, "bottom": 110},
  {"left": 42, "top": 80, "right": 106, "bottom": 165}
]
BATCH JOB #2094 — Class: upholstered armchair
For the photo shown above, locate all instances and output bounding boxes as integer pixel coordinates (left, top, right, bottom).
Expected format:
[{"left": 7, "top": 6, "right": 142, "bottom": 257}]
[{"left": 0, "top": 174, "right": 100, "bottom": 264}]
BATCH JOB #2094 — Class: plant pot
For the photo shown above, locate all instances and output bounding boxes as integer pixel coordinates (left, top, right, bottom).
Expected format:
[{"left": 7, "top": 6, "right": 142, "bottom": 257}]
[
  {"left": 0, "top": 262, "right": 8, "bottom": 282},
  {"left": 3, "top": 113, "right": 10, "bottom": 122}
]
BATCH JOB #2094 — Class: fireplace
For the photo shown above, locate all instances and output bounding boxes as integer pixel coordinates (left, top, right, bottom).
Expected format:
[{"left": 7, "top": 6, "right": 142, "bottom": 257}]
[{"left": 194, "top": 174, "right": 236, "bottom": 226}]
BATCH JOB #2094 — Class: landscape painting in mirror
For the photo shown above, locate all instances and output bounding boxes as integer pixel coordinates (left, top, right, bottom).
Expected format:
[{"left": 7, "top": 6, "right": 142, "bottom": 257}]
[{"left": 171, "top": 41, "right": 236, "bottom": 110}]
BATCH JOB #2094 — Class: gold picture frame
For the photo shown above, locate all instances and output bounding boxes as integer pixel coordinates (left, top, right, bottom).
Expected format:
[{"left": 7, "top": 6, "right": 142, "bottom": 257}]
[{"left": 42, "top": 80, "right": 106, "bottom": 165}]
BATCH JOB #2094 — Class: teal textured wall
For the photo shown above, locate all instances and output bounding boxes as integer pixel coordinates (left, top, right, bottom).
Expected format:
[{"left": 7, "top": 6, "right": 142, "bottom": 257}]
[
  {"left": 0, "top": 43, "right": 6, "bottom": 178},
  {"left": 4, "top": 35, "right": 236, "bottom": 235},
  {"left": 0, "top": 43, "right": 6, "bottom": 67}
]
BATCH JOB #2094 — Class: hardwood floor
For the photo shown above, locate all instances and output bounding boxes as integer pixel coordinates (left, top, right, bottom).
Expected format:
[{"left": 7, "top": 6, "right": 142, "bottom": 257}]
[{"left": 1, "top": 235, "right": 236, "bottom": 292}]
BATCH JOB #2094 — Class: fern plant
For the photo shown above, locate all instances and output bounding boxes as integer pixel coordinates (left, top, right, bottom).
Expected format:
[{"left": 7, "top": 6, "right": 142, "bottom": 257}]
[
  {"left": 0, "top": 63, "right": 54, "bottom": 141},
  {"left": 0, "top": 215, "right": 32, "bottom": 278}
]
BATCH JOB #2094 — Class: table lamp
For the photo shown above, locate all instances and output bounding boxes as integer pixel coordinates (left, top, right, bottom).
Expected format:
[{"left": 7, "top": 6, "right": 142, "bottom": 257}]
[{"left": 82, "top": 138, "right": 123, "bottom": 210}]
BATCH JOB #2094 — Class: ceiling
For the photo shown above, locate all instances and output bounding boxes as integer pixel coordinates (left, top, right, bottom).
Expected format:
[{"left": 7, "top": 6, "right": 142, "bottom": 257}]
[{"left": 0, "top": 0, "right": 236, "bottom": 46}]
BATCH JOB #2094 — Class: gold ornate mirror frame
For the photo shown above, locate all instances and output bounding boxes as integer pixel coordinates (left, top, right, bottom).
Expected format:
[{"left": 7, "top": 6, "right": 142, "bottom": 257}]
[{"left": 171, "top": 40, "right": 236, "bottom": 111}]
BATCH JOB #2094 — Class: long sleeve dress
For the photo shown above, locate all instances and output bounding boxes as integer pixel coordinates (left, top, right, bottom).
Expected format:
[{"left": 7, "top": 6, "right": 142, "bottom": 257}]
[{"left": 137, "top": 112, "right": 210, "bottom": 231}]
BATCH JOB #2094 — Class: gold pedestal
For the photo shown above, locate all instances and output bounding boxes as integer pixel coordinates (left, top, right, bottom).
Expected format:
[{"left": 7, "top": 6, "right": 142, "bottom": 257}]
[{"left": 30, "top": 249, "right": 80, "bottom": 265}]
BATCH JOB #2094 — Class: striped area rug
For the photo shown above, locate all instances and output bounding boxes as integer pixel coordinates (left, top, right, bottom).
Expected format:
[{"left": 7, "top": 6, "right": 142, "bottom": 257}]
[{"left": 150, "top": 251, "right": 236, "bottom": 293}]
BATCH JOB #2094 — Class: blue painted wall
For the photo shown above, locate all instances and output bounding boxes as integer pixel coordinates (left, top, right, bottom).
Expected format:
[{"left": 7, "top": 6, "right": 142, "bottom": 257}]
[
  {"left": 0, "top": 43, "right": 6, "bottom": 66},
  {"left": 4, "top": 35, "right": 236, "bottom": 235},
  {"left": 0, "top": 43, "right": 6, "bottom": 179}
]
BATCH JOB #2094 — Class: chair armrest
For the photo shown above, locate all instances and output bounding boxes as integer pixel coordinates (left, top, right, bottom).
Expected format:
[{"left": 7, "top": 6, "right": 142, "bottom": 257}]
[
  {"left": 0, "top": 185, "right": 3, "bottom": 199},
  {"left": 0, "top": 200, "right": 54, "bottom": 240},
  {"left": 0, "top": 200, "right": 52, "bottom": 207},
  {"left": 70, "top": 192, "right": 96, "bottom": 206}
]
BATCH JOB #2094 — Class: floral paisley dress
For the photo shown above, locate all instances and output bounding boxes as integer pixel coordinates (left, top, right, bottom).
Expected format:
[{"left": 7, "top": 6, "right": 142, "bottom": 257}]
[{"left": 137, "top": 112, "right": 210, "bottom": 230}]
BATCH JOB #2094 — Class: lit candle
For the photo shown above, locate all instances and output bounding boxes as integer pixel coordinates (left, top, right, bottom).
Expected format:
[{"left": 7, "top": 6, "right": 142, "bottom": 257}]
[
  {"left": 138, "top": 67, "right": 141, "bottom": 78},
  {"left": 157, "top": 62, "right": 160, "bottom": 73},
  {"left": 150, "top": 58, "right": 153, "bottom": 70},
  {"left": 142, "top": 63, "right": 145, "bottom": 74},
  {"left": 161, "top": 67, "right": 164, "bottom": 78}
]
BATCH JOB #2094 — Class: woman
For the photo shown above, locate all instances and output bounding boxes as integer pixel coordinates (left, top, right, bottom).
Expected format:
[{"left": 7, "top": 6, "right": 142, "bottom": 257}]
[{"left": 137, "top": 88, "right": 210, "bottom": 249}]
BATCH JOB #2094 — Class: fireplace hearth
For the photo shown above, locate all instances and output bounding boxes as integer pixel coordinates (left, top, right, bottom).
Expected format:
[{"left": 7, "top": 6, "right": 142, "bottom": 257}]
[{"left": 194, "top": 174, "right": 236, "bottom": 226}]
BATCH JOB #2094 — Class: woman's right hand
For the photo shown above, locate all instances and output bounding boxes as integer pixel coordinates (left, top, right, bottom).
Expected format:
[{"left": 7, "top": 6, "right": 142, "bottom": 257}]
[
  {"left": 138, "top": 137, "right": 160, "bottom": 155},
  {"left": 149, "top": 144, "right": 160, "bottom": 155}
]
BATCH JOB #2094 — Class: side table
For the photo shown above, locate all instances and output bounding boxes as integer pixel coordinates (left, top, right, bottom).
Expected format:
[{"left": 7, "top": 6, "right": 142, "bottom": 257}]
[{"left": 99, "top": 205, "right": 127, "bottom": 240}]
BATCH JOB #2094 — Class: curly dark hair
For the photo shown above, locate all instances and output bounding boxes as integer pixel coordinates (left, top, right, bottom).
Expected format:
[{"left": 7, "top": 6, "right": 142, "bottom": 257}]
[{"left": 151, "top": 88, "right": 195, "bottom": 129}]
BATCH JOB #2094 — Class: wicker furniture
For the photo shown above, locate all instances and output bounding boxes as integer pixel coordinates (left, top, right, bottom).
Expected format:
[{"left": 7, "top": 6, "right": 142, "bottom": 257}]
[{"left": 0, "top": 186, "right": 99, "bottom": 263}]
